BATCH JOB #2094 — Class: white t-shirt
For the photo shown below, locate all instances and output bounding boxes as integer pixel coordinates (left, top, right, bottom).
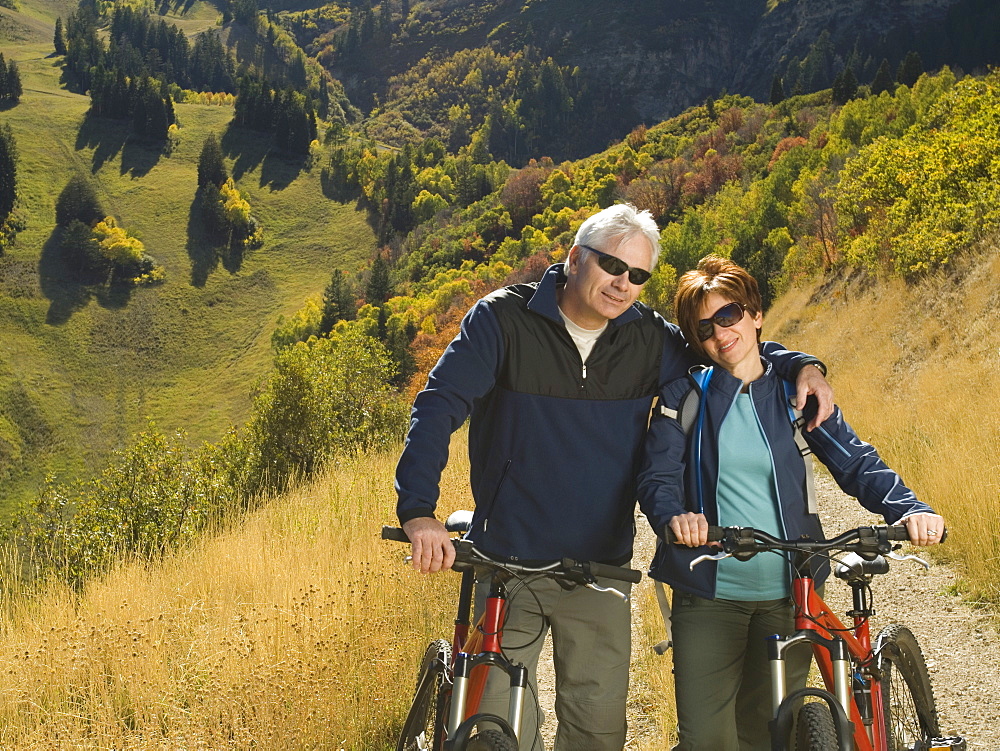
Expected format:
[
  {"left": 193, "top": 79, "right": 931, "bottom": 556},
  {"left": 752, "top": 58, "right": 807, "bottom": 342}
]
[{"left": 558, "top": 308, "right": 607, "bottom": 363}]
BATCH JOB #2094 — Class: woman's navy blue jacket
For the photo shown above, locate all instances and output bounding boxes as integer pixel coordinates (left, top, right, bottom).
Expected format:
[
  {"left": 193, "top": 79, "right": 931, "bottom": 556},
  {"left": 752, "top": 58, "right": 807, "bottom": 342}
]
[
  {"left": 637, "top": 361, "right": 933, "bottom": 598},
  {"left": 395, "top": 264, "right": 821, "bottom": 565}
]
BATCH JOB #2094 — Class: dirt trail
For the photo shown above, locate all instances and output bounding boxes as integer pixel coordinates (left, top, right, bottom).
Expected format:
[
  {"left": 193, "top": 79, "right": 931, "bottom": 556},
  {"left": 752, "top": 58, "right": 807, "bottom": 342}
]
[{"left": 534, "top": 473, "right": 1000, "bottom": 748}]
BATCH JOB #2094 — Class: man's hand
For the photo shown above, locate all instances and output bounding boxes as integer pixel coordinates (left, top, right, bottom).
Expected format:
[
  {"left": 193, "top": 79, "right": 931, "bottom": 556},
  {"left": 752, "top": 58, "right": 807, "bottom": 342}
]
[
  {"left": 668, "top": 512, "right": 709, "bottom": 548},
  {"left": 402, "top": 517, "right": 455, "bottom": 573},
  {"left": 795, "top": 364, "right": 834, "bottom": 430}
]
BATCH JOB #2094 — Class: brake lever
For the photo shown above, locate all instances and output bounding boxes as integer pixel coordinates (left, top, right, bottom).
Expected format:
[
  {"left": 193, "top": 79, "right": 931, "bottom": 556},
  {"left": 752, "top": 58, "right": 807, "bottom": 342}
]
[
  {"left": 887, "top": 550, "right": 930, "bottom": 570},
  {"left": 690, "top": 551, "right": 732, "bottom": 570},
  {"left": 585, "top": 582, "right": 630, "bottom": 602}
]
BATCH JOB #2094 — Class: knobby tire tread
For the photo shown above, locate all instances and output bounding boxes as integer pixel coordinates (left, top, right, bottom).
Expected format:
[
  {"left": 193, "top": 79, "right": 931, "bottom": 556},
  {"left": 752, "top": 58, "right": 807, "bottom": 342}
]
[
  {"left": 795, "top": 702, "right": 839, "bottom": 751},
  {"left": 464, "top": 728, "right": 519, "bottom": 751},
  {"left": 877, "top": 623, "right": 940, "bottom": 751}
]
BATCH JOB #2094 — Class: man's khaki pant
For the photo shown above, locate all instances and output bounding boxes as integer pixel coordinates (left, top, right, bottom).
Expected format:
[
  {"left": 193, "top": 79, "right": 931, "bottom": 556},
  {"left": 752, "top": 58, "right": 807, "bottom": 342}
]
[{"left": 473, "top": 573, "right": 632, "bottom": 750}]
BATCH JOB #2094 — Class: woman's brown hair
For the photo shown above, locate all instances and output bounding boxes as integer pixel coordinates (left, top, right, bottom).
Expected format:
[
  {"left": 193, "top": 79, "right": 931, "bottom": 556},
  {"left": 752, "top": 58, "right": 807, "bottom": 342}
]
[{"left": 674, "top": 255, "right": 763, "bottom": 355}]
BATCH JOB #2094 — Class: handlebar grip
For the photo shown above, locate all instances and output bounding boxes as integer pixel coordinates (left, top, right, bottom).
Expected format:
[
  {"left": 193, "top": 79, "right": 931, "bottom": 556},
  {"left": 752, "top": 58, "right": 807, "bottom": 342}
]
[
  {"left": 886, "top": 524, "right": 948, "bottom": 543},
  {"left": 664, "top": 525, "right": 726, "bottom": 544},
  {"left": 886, "top": 525, "right": 911, "bottom": 541},
  {"left": 381, "top": 526, "right": 410, "bottom": 543},
  {"left": 586, "top": 561, "right": 643, "bottom": 584}
]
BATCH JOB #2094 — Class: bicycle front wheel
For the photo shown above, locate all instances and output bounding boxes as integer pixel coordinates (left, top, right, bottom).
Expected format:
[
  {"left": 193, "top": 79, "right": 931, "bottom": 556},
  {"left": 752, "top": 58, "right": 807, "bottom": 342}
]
[
  {"left": 795, "top": 702, "right": 838, "bottom": 751},
  {"left": 398, "top": 639, "right": 452, "bottom": 751},
  {"left": 876, "top": 624, "right": 940, "bottom": 751},
  {"left": 465, "top": 728, "right": 519, "bottom": 750}
]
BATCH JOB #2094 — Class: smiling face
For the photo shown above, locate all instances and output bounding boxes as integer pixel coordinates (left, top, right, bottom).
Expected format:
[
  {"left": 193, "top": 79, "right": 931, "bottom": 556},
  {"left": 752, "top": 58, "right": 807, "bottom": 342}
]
[
  {"left": 560, "top": 234, "right": 653, "bottom": 329},
  {"left": 697, "top": 291, "right": 764, "bottom": 382}
]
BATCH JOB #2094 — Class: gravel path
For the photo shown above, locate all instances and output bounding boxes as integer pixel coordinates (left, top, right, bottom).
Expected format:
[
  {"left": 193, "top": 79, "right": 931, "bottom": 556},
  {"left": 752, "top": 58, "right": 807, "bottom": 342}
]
[{"left": 534, "top": 472, "right": 1000, "bottom": 748}]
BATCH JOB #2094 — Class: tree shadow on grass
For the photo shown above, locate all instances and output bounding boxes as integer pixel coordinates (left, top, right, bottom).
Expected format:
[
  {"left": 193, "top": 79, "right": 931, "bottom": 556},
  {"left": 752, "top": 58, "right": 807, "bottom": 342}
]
[
  {"left": 38, "top": 230, "right": 90, "bottom": 325},
  {"left": 38, "top": 228, "right": 134, "bottom": 324},
  {"left": 120, "top": 136, "right": 163, "bottom": 178},
  {"left": 185, "top": 194, "right": 245, "bottom": 286},
  {"left": 75, "top": 114, "right": 129, "bottom": 174},
  {"left": 259, "top": 150, "right": 307, "bottom": 191},
  {"left": 221, "top": 125, "right": 270, "bottom": 182},
  {"left": 186, "top": 197, "right": 220, "bottom": 287}
]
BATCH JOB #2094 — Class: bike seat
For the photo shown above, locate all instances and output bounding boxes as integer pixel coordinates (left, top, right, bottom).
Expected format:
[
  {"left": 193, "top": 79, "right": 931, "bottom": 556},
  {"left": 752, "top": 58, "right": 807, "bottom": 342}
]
[
  {"left": 834, "top": 552, "right": 889, "bottom": 581},
  {"left": 445, "top": 509, "right": 474, "bottom": 533}
]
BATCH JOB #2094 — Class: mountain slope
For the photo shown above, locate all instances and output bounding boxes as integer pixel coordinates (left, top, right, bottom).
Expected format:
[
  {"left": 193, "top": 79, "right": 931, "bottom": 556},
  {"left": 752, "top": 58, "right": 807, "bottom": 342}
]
[{"left": 0, "top": 5, "right": 376, "bottom": 508}]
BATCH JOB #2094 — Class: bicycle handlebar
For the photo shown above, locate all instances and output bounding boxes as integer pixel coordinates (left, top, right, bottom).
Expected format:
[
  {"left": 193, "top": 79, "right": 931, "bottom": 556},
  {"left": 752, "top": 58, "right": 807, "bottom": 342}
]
[
  {"left": 381, "top": 525, "right": 643, "bottom": 585},
  {"left": 665, "top": 524, "right": 943, "bottom": 557}
]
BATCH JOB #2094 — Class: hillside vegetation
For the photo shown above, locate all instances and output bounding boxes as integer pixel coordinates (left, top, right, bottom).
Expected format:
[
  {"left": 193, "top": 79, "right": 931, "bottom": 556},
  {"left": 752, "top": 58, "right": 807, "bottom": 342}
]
[
  {"left": 0, "top": 0, "right": 376, "bottom": 508},
  {"left": 1, "top": 237, "right": 997, "bottom": 746},
  {"left": 0, "top": 2, "right": 997, "bottom": 743}
]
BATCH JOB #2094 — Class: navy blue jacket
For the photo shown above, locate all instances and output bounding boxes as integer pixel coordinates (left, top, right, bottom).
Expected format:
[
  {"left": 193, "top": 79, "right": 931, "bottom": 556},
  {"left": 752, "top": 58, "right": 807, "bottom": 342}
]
[
  {"left": 395, "top": 265, "right": 821, "bottom": 564},
  {"left": 637, "top": 361, "right": 933, "bottom": 598}
]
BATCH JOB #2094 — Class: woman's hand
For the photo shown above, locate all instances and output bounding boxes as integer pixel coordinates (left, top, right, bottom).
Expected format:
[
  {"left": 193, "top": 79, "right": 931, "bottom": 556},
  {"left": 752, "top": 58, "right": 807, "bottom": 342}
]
[
  {"left": 899, "top": 512, "right": 946, "bottom": 547},
  {"left": 668, "top": 512, "right": 710, "bottom": 547}
]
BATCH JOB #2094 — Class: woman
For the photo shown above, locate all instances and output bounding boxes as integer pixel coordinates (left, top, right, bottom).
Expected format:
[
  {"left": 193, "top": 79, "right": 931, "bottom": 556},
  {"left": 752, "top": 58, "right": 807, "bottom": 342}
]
[{"left": 637, "top": 255, "right": 944, "bottom": 751}]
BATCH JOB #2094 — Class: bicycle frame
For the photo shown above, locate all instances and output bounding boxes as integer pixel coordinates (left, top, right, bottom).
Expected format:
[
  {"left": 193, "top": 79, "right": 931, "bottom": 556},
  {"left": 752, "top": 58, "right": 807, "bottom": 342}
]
[
  {"left": 441, "top": 567, "right": 527, "bottom": 747},
  {"left": 768, "top": 554, "right": 886, "bottom": 751}
]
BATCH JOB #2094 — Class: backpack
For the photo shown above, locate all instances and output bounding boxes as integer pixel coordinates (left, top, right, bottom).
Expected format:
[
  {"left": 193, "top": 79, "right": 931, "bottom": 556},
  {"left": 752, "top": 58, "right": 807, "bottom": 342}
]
[{"left": 650, "top": 366, "right": 816, "bottom": 655}]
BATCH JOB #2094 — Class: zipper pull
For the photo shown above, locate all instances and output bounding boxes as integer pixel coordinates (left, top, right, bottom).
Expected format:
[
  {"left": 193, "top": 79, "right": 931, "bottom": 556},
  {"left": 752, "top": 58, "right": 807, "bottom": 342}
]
[{"left": 582, "top": 364, "right": 587, "bottom": 380}]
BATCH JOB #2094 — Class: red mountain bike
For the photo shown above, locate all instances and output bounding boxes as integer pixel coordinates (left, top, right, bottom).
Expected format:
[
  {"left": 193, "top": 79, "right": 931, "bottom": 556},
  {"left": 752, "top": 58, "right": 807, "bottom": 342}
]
[
  {"left": 686, "top": 524, "right": 967, "bottom": 751},
  {"left": 383, "top": 511, "right": 642, "bottom": 751}
]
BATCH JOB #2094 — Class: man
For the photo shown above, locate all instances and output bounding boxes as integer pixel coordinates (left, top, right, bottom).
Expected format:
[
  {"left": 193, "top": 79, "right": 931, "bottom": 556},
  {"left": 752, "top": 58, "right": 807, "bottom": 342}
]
[{"left": 395, "top": 203, "right": 831, "bottom": 749}]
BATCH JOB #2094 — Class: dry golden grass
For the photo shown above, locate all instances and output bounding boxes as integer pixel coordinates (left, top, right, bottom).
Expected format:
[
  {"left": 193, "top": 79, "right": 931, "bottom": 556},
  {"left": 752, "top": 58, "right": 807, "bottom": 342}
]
[
  {"left": 632, "top": 583, "right": 678, "bottom": 750},
  {"left": 767, "top": 243, "right": 1000, "bottom": 604},
  {"left": 5, "top": 239, "right": 999, "bottom": 748},
  {"left": 0, "top": 435, "right": 474, "bottom": 749}
]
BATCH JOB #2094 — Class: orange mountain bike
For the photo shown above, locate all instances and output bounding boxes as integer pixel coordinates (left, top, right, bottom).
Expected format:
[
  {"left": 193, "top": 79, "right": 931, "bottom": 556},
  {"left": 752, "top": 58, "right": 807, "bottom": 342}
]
[
  {"left": 686, "top": 524, "right": 966, "bottom": 751},
  {"left": 383, "top": 511, "right": 642, "bottom": 751}
]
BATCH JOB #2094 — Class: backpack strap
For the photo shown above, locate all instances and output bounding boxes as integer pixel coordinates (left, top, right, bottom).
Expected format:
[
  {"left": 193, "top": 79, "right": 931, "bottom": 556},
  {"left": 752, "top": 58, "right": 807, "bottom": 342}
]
[{"left": 782, "top": 379, "right": 818, "bottom": 514}]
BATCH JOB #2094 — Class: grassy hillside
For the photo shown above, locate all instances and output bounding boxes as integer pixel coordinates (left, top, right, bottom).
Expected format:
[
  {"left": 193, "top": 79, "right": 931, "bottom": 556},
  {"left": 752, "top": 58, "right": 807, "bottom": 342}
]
[
  {"left": 0, "top": 2, "right": 377, "bottom": 509},
  {"left": 3, "top": 235, "right": 998, "bottom": 746}
]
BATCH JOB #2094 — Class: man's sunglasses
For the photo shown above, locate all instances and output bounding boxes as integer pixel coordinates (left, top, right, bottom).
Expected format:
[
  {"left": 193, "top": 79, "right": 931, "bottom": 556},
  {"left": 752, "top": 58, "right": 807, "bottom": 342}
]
[
  {"left": 580, "top": 245, "right": 652, "bottom": 285},
  {"left": 697, "top": 301, "right": 746, "bottom": 341}
]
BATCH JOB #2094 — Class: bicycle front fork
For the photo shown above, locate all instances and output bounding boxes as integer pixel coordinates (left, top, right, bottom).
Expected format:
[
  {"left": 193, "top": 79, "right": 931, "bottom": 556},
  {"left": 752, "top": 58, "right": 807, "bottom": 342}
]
[
  {"left": 448, "top": 650, "right": 528, "bottom": 741},
  {"left": 768, "top": 632, "right": 854, "bottom": 751}
]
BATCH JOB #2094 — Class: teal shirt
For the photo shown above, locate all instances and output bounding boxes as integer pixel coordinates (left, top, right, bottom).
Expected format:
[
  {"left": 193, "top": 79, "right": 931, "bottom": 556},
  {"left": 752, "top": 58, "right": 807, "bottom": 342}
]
[{"left": 714, "top": 393, "right": 790, "bottom": 600}]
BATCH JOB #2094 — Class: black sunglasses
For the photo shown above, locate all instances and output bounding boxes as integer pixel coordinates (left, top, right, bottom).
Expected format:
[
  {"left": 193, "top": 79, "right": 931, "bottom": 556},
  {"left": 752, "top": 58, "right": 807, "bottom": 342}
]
[
  {"left": 697, "top": 302, "right": 746, "bottom": 341},
  {"left": 579, "top": 245, "right": 652, "bottom": 285}
]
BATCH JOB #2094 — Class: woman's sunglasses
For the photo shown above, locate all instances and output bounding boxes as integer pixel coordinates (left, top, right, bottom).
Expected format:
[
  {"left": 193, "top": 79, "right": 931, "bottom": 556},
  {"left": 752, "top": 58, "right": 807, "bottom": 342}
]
[
  {"left": 697, "top": 301, "right": 746, "bottom": 341},
  {"left": 580, "top": 245, "right": 652, "bottom": 285}
]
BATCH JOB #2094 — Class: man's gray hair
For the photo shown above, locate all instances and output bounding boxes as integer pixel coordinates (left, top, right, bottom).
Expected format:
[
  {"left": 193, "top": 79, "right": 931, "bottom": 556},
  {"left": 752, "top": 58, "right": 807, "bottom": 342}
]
[{"left": 573, "top": 203, "right": 661, "bottom": 268}]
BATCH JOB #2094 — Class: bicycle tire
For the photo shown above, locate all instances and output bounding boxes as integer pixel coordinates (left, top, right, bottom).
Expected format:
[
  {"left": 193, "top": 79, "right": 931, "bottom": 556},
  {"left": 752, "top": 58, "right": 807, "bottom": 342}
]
[
  {"left": 398, "top": 639, "right": 452, "bottom": 751},
  {"left": 875, "top": 624, "right": 940, "bottom": 751},
  {"left": 794, "top": 702, "right": 838, "bottom": 751},
  {"left": 464, "top": 728, "right": 519, "bottom": 751}
]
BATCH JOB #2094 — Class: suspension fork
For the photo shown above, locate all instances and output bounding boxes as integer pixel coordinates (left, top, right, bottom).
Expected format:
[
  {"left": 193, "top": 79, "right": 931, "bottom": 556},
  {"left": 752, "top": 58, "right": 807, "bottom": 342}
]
[{"left": 448, "top": 572, "right": 528, "bottom": 738}]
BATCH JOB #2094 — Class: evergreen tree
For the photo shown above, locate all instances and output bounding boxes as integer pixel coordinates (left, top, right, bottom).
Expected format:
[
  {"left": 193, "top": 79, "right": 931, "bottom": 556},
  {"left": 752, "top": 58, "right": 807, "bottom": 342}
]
[
  {"left": 365, "top": 252, "right": 391, "bottom": 304},
  {"left": 897, "top": 51, "right": 923, "bottom": 87},
  {"left": 62, "top": 219, "right": 103, "bottom": 276},
  {"left": 319, "top": 269, "right": 356, "bottom": 334},
  {"left": 0, "top": 123, "right": 17, "bottom": 221},
  {"left": 769, "top": 74, "right": 784, "bottom": 105},
  {"left": 385, "top": 324, "right": 415, "bottom": 388},
  {"left": 832, "top": 67, "right": 858, "bottom": 105},
  {"left": 197, "top": 132, "right": 227, "bottom": 189},
  {"left": 54, "top": 17, "right": 67, "bottom": 56},
  {"left": 871, "top": 58, "right": 895, "bottom": 95}
]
